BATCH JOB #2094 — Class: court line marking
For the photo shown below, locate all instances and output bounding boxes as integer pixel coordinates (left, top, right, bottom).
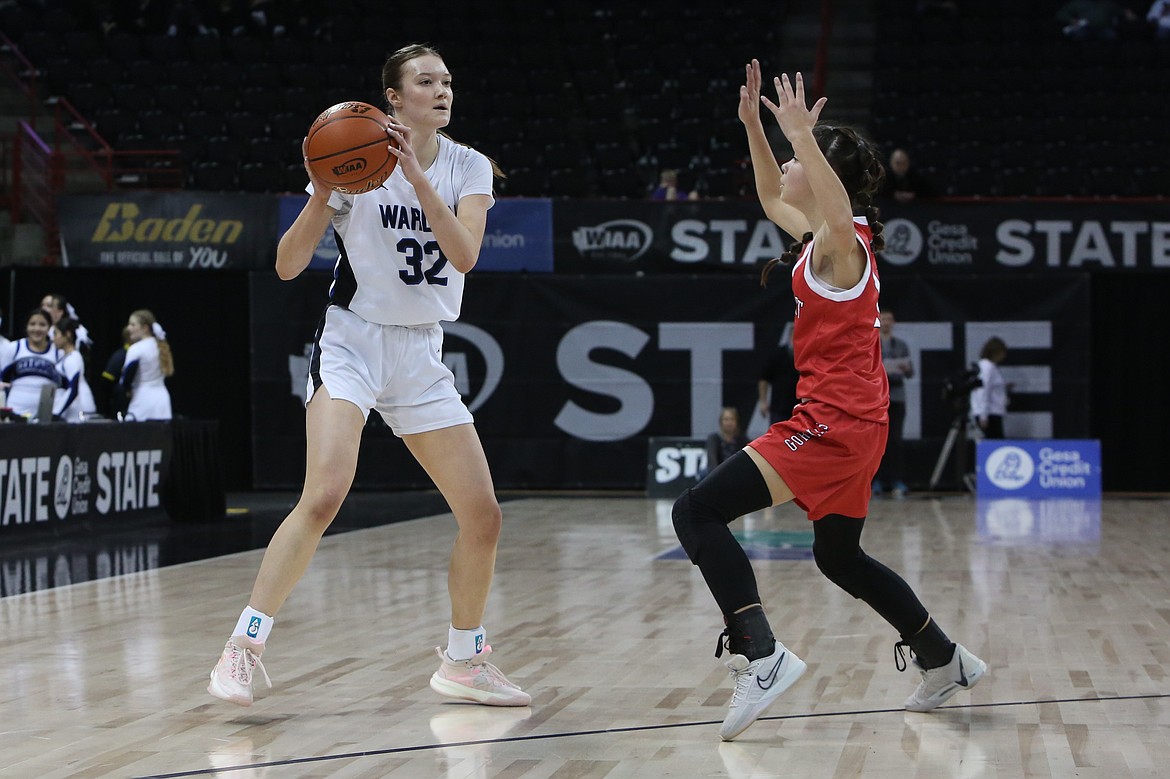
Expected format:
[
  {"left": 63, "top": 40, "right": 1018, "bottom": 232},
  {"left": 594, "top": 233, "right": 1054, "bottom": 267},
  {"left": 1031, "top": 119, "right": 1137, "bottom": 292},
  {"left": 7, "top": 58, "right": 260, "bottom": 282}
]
[{"left": 134, "top": 691, "right": 1170, "bottom": 778}]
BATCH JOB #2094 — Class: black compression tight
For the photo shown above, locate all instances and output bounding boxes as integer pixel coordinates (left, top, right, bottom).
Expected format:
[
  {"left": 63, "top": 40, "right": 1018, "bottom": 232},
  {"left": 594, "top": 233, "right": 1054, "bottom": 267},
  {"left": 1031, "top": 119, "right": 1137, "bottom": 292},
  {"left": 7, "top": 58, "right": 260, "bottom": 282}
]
[
  {"left": 672, "top": 451, "right": 936, "bottom": 643},
  {"left": 672, "top": 451, "right": 772, "bottom": 615},
  {"left": 812, "top": 514, "right": 930, "bottom": 638}
]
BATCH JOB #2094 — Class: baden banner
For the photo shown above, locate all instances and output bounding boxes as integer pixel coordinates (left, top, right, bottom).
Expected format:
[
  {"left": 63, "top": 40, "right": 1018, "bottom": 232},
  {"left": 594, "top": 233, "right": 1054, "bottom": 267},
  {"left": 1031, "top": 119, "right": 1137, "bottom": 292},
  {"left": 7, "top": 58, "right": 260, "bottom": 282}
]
[{"left": 57, "top": 192, "right": 278, "bottom": 270}]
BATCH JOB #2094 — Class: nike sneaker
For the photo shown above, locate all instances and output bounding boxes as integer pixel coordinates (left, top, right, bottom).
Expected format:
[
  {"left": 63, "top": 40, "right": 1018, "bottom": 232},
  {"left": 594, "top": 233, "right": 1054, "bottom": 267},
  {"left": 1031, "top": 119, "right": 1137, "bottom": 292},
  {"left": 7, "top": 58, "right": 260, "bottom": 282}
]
[
  {"left": 719, "top": 641, "right": 807, "bottom": 741},
  {"left": 902, "top": 642, "right": 987, "bottom": 712}
]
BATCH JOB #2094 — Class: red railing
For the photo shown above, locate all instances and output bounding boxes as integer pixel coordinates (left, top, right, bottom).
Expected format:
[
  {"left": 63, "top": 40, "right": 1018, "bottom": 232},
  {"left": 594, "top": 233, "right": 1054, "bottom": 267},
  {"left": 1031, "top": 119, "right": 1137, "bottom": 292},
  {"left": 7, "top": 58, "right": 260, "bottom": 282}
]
[
  {"left": 12, "top": 120, "right": 59, "bottom": 258},
  {"left": 1, "top": 30, "right": 184, "bottom": 263},
  {"left": 0, "top": 29, "right": 40, "bottom": 126}
]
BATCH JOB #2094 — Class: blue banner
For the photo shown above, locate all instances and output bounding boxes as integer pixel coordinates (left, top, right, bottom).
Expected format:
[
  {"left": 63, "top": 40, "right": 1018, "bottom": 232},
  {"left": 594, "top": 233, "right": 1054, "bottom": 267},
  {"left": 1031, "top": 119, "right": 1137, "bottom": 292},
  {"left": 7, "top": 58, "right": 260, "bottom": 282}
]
[
  {"left": 277, "top": 195, "right": 553, "bottom": 273},
  {"left": 477, "top": 198, "right": 554, "bottom": 272},
  {"left": 976, "top": 439, "right": 1101, "bottom": 497}
]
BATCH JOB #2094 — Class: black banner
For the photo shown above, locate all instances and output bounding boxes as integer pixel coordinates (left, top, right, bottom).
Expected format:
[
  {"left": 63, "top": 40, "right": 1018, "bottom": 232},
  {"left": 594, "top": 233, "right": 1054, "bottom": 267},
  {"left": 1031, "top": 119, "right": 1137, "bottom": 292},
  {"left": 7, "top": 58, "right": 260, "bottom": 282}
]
[
  {"left": 57, "top": 192, "right": 278, "bottom": 270},
  {"left": 0, "top": 421, "right": 172, "bottom": 534},
  {"left": 552, "top": 199, "right": 1170, "bottom": 275},
  {"left": 250, "top": 273, "right": 1089, "bottom": 490}
]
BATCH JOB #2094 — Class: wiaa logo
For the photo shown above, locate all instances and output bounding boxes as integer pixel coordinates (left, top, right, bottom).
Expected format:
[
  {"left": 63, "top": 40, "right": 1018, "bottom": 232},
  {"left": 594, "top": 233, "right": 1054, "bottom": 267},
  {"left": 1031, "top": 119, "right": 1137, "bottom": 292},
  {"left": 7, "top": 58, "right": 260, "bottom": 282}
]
[
  {"left": 571, "top": 219, "right": 653, "bottom": 262},
  {"left": 332, "top": 158, "right": 367, "bottom": 176},
  {"left": 986, "top": 445, "right": 1035, "bottom": 490}
]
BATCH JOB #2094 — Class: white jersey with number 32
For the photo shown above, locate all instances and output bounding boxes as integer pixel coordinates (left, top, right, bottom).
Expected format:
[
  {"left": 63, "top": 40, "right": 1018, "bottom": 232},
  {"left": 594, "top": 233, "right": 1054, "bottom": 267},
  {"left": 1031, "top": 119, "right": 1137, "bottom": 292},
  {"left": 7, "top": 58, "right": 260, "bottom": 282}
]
[{"left": 311, "top": 134, "right": 495, "bottom": 327}]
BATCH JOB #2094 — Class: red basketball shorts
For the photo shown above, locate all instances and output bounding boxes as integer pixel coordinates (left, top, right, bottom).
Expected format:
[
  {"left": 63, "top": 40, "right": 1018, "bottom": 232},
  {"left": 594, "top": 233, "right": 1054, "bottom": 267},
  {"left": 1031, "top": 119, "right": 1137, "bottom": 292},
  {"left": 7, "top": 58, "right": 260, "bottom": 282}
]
[{"left": 748, "top": 400, "right": 888, "bottom": 521}]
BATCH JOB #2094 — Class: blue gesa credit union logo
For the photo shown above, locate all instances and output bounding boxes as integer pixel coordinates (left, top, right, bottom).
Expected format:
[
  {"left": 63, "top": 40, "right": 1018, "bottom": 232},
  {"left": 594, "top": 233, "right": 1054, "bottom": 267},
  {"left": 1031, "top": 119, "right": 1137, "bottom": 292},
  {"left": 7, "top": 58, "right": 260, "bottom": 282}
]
[{"left": 247, "top": 616, "right": 262, "bottom": 638}]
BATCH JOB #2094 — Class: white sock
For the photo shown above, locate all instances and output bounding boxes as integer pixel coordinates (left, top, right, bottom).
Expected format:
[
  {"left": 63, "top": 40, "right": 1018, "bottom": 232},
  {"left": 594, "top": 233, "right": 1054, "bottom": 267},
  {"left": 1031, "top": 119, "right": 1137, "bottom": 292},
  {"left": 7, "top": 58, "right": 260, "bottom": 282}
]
[
  {"left": 232, "top": 606, "right": 274, "bottom": 644},
  {"left": 446, "top": 625, "right": 485, "bottom": 661}
]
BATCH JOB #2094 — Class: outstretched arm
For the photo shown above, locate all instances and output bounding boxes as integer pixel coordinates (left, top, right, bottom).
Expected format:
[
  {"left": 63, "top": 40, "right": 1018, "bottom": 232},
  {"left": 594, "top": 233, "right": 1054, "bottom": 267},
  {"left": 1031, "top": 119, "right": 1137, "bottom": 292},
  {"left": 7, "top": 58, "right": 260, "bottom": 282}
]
[
  {"left": 739, "top": 60, "right": 810, "bottom": 240},
  {"left": 762, "top": 72, "right": 863, "bottom": 287}
]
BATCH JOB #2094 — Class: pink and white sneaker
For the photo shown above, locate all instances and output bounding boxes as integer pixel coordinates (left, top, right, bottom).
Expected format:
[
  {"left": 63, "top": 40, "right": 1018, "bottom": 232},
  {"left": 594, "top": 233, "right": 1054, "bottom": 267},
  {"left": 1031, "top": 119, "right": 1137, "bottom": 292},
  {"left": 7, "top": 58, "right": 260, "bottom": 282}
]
[
  {"left": 429, "top": 645, "right": 531, "bottom": 707},
  {"left": 208, "top": 636, "right": 271, "bottom": 706}
]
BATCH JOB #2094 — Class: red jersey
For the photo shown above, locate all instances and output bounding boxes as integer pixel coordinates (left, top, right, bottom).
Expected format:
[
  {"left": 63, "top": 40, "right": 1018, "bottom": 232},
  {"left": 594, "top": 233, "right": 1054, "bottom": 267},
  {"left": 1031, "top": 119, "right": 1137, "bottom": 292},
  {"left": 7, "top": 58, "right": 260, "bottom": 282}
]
[{"left": 789, "top": 217, "right": 888, "bottom": 423}]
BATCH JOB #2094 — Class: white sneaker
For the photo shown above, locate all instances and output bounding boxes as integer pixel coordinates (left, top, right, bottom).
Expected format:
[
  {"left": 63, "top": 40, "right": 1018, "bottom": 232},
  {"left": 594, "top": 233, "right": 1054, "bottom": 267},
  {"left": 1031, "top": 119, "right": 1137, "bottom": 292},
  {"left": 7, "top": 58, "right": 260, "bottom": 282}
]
[
  {"left": 903, "top": 642, "right": 986, "bottom": 712},
  {"left": 719, "top": 641, "right": 806, "bottom": 741},
  {"left": 208, "top": 636, "right": 271, "bottom": 706},
  {"left": 429, "top": 646, "right": 531, "bottom": 707}
]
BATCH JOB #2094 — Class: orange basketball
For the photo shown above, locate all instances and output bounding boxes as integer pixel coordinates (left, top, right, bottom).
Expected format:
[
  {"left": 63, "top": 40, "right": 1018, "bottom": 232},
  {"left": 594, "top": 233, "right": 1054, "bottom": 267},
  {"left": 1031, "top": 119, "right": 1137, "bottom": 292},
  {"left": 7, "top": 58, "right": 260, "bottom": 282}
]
[{"left": 305, "top": 102, "right": 398, "bottom": 194}]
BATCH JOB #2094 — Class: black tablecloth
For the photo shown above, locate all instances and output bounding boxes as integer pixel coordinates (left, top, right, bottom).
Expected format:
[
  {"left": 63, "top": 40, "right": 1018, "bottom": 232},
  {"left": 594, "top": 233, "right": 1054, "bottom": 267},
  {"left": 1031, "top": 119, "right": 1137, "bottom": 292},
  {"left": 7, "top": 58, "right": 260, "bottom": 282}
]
[{"left": 162, "top": 419, "right": 227, "bottom": 523}]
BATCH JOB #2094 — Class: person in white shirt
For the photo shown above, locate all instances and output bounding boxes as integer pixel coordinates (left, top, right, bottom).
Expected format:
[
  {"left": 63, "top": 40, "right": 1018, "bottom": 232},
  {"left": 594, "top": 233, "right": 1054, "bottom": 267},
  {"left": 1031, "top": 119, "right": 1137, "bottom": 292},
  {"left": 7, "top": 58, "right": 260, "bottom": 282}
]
[
  {"left": 0, "top": 308, "right": 62, "bottom": 419},
  {"left": 52, "top": 318, "right": 93, "bottom": 423},
  {"left": 119, "top": 309, "right": 174, "bottom": 421},
  {"left": 970, "top": 336, "right": 1009, "bottom": 439},
  {"left": 207, "top": 43, "right": 529, "bottom": 711}
]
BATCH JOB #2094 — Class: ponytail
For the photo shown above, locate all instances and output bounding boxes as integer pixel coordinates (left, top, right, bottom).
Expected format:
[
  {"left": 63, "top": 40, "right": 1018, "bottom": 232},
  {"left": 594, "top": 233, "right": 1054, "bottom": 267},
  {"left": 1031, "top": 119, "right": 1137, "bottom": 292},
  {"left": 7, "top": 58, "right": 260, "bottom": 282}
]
[{"left": 760, "top": 232, "right": 814, "bottom": 287}]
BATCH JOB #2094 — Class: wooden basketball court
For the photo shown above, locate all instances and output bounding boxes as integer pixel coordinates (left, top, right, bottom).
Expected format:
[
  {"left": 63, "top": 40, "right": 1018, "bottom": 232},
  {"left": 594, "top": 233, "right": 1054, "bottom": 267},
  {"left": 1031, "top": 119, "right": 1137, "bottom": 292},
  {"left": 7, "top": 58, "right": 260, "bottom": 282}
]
[{"left": 2, "top": 494, "right": 1168, "bottom": 778}]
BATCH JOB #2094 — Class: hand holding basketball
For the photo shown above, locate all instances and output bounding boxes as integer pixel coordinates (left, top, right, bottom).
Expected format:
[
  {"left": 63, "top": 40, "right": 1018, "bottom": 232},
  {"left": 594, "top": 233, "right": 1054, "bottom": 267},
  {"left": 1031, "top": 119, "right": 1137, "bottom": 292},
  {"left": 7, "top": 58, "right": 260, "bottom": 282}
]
[{"left": 305, "top": 102, "right": 398, "bottom": 194}]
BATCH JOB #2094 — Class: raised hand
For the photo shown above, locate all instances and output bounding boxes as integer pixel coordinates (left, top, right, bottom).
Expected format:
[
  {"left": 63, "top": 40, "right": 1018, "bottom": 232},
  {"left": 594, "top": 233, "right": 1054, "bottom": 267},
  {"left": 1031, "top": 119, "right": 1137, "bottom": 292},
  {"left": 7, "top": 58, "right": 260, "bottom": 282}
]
[
  {"left": 385, "top": 117, "right": 423, "bottom": 183},
  {"left": 737, "top": 59, "right": 765, "bottom": 127},
  {"left": 301, "top": 136, "right": 331, "bottom": 200},
  {"left": 760, "top": 72, "right": 827, "bottom": 142}
]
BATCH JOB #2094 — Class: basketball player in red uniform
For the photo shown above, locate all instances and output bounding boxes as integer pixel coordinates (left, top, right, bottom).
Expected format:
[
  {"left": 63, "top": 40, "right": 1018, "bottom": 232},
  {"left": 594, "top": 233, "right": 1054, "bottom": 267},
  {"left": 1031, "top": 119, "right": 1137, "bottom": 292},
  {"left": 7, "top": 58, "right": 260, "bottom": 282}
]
[{"left": 672, "top": 61, "right": 986, "bottom": 741}]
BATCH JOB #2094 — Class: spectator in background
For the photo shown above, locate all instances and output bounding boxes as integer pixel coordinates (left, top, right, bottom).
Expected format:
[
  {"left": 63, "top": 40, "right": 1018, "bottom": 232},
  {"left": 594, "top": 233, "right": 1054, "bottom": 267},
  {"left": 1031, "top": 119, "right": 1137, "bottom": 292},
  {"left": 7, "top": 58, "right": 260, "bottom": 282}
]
[
  {"left": 99, "top": 326, "right": 133, "bottom": 417},
  {"left": 1148, "top": 0, "right": 1170, "bottom": 40},
  {"left": 874, "top": 310, "right": 913, "bottom": 498},
  {"left": 881, "top": 148, "right": 935, "bottom": 204},
  {"left": 120, "top": 309, "right": 174, "bottom": 421},
  {"left": 703, "top": 407, "right": 750, "bottom": 479},
  {"left": 0, "top": 307, "right": 9, "bottom": 353},
  {"left": 650, "top": 169, "right": 699, "bottom": 201},
  {"left": 1057, "top": 0, "right": 1137, "bottom": 40},
  {"left": 970, "top": 337, "right": 1009, "bottom": 439},
  {"left": 41, "top": 293, "right": 92, "bottom": 351}
]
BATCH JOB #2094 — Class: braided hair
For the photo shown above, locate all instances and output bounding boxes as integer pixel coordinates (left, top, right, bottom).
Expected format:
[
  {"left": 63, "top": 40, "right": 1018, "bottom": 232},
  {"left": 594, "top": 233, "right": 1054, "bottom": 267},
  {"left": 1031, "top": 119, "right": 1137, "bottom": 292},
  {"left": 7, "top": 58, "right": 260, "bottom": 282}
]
[{"left": 760, "top": 123, "right": 887, "bottom": 287}]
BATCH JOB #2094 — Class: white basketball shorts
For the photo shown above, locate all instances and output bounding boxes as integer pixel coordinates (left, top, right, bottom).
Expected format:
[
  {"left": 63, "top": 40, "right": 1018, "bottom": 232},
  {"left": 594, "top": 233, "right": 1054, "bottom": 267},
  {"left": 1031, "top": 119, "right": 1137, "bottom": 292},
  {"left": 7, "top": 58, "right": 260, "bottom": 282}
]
[{"left": 307, "top": 305, "right": 473, "bottom": 436}]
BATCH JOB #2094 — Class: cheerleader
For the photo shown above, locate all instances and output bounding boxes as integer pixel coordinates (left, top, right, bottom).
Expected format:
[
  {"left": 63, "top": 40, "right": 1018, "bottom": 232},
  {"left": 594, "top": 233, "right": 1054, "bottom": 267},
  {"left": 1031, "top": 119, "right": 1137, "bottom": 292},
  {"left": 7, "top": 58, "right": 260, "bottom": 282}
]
[
  {"left": 0, "top": 308, "right": 63, "bottom": 419},
  {"left": 51, "top": 318, "right": 93, "bottom": 423},
  {"left": 119, "top": 309, "right": 173, "bottom": 421}
]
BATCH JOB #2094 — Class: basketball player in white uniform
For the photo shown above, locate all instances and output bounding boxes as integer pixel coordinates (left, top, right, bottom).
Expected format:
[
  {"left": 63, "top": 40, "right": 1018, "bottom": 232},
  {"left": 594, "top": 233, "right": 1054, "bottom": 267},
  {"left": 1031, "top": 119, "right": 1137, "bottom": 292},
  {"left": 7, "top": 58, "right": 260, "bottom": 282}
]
[{"left": 209, "top": 44, "right": 529, "bottom": 708}]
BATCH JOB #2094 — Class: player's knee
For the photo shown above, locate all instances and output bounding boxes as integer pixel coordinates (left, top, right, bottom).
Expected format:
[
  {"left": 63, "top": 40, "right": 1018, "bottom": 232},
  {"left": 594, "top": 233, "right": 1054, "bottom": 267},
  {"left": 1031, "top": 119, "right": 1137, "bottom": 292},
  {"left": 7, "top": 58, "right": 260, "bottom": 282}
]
[
  {"left": 671, "top": 490, "right": 699, "bottom": 562},
  {"left": 462, "top": 501, "right": 502, "bottom": 546},
  {"left": 672, "top": 488, "right": 726, "bottom": 564},
  {"left": 813, "top": 542, "right": 866, "bottom": 598},
  {"left": 300, "top": 479, "right": 349, "bottom": 527}
]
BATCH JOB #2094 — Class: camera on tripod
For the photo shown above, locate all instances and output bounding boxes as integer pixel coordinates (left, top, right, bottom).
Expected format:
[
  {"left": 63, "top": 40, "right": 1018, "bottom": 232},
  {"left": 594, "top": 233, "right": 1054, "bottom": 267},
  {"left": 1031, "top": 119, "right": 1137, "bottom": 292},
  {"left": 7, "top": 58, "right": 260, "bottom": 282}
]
[
  {"left": 942, "top": 365, "right": 982, "bottom": 405},
  {"left": 930, "top": 365, "right": 983, "bottom": 490}
]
